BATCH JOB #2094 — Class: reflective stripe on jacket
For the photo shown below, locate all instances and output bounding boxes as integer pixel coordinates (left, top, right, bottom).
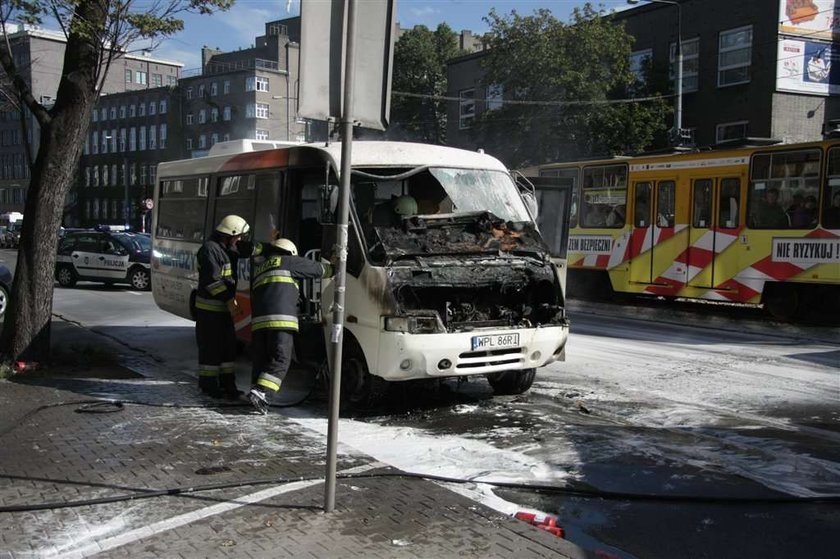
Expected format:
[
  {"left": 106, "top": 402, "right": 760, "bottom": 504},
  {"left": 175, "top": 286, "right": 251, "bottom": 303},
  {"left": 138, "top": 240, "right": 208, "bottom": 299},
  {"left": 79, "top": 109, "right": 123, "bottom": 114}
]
[
  {"left": 196, "top": 238, "right": 239, "bottom": 311},
  {"left": 250, "top": 247, "right": 332, "bottom": 332}
]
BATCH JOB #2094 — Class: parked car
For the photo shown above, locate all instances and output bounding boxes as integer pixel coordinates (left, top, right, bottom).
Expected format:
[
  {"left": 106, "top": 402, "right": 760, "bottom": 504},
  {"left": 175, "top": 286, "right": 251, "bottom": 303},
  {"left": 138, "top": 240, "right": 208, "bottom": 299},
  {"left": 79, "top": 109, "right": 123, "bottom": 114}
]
[
  {"left": 55, "top": 229, "right": 152, "bottom": 290},
  {"left": 0, "top": 262, "right": 11, "bottom": 319}
]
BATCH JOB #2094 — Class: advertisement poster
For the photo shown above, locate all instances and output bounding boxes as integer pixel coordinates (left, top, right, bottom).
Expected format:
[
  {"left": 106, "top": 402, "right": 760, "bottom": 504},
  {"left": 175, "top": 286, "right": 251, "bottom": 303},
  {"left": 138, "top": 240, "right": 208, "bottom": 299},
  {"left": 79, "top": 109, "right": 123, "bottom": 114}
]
[
  {"left": 778, "top": 0, "right": 840, "bottom": 41},
  {"left": 777, "top": 38, "right": 840, "bottom": 95}
]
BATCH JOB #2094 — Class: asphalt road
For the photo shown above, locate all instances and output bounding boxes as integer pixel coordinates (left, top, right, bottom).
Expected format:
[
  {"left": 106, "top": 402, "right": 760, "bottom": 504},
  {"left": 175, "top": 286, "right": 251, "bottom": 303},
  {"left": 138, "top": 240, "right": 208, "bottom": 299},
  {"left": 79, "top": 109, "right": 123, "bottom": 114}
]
[{"left": 2, "top": 248, "right": 838, "bottom": 558}]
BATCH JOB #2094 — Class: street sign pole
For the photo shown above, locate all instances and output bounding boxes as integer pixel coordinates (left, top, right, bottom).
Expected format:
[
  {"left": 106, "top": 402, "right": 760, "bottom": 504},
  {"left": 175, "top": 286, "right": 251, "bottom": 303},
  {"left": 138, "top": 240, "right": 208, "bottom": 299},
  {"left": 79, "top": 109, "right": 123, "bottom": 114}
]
[{"left": 324, "top": 0, "right": 357, "bottom": 513}]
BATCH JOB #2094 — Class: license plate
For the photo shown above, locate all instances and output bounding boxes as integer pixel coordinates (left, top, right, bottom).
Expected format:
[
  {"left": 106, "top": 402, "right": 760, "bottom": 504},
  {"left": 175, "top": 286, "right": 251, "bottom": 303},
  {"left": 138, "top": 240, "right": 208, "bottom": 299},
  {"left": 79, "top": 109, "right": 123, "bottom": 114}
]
[{"left": 471, "top": 333, "right": 520, "bottom": 351}]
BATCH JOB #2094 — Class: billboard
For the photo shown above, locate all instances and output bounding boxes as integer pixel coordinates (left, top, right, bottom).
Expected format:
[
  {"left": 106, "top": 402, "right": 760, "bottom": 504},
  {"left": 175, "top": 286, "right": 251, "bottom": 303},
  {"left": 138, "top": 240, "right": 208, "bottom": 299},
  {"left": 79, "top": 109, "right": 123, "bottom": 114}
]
[
  {"left": 778, "top": 0, "right": 840, "bottom": 41},
  {"left": 777, "top": 38, "right": 840, "bottom": 95}
]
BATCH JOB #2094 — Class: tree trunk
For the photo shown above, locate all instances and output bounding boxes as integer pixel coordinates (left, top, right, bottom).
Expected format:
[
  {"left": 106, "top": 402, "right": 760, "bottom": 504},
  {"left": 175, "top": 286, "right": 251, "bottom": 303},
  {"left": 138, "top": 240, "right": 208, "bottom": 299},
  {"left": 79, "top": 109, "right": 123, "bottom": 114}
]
[{"left": 0, "top": 1, "right": 105, "bottom": 362}]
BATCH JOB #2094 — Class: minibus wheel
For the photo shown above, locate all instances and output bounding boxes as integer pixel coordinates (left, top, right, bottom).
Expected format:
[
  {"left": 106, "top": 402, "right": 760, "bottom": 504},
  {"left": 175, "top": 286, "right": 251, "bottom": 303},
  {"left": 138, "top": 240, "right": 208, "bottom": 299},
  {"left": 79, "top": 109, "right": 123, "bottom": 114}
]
[
  {"left": 341, "top": 339, "right": 388, "bottom": 410},
  {"left": 487, "top": 368, "right": 536, "bottom": 395}
]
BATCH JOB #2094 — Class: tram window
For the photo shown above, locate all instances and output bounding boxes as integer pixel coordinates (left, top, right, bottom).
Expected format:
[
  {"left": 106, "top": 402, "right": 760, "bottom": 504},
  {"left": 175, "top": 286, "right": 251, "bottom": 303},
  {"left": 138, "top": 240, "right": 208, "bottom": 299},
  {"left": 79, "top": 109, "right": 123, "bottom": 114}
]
[
  {"left": 214, "top": 174, "right": 256, "bottom": 231},
  {"left": 749, "top": 149, "right": 820, "bottom": 229},
  {"left": 822, "top": 147, "right": 840, "bottom": 228},
  {"left": 157, "top": 177, "right": 208, "bottom": 241},
  {"left": 719, "top": 178, "right": 740, "bottom": 229},
  {"left": 581, "top": 164, "right": 627, "bottom": 228},
  {"left": 634, "top": 182, "right": 651, "bottom": 227},
  {"left": 692, "top": 179, "right": 713, "bottom": 228},
  {"left": 656, "top": 181, "right": 675, "bottom": 228}
]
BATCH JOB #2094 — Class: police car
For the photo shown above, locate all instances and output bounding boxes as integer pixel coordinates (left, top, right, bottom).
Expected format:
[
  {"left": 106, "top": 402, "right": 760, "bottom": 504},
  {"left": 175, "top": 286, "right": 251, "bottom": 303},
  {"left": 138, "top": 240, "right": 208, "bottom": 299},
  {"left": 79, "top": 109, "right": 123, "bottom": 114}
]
[{"left": 55, "top": 226, "right": 152, "bottom": 290}]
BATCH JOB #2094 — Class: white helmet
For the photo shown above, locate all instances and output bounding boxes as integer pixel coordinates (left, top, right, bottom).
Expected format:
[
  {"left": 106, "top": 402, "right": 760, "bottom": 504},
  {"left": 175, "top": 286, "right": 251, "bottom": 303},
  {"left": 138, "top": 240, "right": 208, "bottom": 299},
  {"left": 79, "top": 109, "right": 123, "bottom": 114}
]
[
  {"left": 216, "top": 215, "right": 250, "bottom": 237},
  {"left": 394, "top": 195, "right": 417, "bottom": 216},
  {"left": 271, "top": 238, "right": 298, "bottom": 255}
]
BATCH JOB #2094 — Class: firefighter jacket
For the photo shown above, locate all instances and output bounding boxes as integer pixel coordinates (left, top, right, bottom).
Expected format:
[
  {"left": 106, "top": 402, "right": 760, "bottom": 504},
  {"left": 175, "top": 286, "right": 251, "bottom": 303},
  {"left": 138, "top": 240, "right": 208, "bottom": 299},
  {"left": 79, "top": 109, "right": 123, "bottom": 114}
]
[
  {"left": 250, "top": 248, "right": 334, "bottom": 332},
  {"left": 195, "top": 238, "right": 240, "bottom": 313}
]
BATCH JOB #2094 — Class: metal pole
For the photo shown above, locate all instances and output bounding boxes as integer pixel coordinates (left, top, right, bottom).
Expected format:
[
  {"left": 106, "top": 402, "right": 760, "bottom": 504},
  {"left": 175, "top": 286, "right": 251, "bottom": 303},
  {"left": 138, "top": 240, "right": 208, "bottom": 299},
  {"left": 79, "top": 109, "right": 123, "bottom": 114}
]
[
  {"left": 124, "top": 158, "right": 129, "bottom": 229},
  {"left": 674, "top": 2, "right": 683, "bottom": 143},
  {"left": 325, "top": 0, "right": 357, "bottom": 513}
]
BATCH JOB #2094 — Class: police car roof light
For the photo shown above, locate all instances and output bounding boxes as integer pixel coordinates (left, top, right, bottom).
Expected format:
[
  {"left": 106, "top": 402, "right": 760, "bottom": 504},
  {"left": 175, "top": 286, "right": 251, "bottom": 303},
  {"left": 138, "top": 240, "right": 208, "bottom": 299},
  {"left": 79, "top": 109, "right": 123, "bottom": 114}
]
[{"left": 94, "top": 224, "right": 130, "bottom": 232}]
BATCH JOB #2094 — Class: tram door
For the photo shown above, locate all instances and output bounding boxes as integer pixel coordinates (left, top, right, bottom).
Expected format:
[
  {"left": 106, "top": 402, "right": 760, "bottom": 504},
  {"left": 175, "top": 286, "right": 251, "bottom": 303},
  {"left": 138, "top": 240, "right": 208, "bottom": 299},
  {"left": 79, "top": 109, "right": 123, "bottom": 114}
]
[
  {"left": 629, "top": 180, "right": 676, "bottom": 284},
  {"left": 687, "top": 177, "right": 742, "bottom": 289}
]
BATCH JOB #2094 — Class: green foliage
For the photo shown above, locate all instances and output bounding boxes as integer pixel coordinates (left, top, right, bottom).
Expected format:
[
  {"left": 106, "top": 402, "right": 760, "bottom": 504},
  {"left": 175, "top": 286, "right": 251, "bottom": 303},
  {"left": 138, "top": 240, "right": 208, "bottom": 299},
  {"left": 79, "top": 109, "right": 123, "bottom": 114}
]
[
  {"left": 391, "top": 23, "right": 462, "bottom": 144},
  {"left": 474, "top": 4, "right": 669, "bottom": 167}
]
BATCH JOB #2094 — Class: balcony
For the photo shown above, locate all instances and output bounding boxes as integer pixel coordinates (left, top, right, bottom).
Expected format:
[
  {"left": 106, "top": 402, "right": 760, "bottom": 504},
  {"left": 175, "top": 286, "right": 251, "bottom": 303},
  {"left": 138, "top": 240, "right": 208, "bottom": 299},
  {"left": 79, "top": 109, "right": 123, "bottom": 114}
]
[{"left": 181, "top": 58, "right": 283, "bottom": 78}]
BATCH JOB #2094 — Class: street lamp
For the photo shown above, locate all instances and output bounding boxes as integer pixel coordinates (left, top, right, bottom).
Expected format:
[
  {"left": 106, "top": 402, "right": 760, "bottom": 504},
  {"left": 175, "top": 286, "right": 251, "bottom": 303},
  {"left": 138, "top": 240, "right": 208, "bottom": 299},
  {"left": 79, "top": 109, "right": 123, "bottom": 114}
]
[{"left": 627, "top": 0, "right": 685, "bottom": 146}]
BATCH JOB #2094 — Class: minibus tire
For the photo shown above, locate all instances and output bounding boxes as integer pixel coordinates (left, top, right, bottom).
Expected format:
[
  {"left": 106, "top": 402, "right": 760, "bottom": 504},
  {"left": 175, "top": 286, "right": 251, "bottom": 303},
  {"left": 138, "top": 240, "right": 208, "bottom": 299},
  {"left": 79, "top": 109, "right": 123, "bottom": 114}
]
[
  {"left": 341, "top": 339, "right": 388, "bottom": 410},
  {"left": 487, "top": 368, "right": 536, "bottom": 395}
]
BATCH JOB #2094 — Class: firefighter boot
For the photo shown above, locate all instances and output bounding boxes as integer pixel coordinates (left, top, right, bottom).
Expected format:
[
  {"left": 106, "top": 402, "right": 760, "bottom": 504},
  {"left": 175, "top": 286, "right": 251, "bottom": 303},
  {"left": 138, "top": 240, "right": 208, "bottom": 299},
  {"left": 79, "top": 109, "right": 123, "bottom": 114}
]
[
  {"left": 218, "top": 376, "right": 243, "bottom": 400},
  {"left": 198, "top": 372, "right": 221, "bottom": 398},
  {"left": 248, "top": 386, "right": 269, "bottom": 415}
]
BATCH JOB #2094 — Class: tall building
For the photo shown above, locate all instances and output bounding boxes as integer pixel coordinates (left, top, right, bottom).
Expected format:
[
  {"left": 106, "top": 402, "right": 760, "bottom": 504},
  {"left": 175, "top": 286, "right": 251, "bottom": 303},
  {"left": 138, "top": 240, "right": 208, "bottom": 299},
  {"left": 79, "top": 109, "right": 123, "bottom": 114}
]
[
  {"left": 68, "top": 17, "right": 307, "bottom": 228},
  {"left": 445, "top": 0, "right": 840, "bottom": 162},
  {"left": 0, "top": 25, "right": 183, "bottom": 215}
]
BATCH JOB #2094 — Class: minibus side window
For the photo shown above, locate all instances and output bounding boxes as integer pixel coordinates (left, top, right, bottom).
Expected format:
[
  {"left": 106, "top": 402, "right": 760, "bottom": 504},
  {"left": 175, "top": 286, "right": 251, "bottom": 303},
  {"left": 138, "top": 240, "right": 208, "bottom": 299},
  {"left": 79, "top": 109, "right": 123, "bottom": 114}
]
[
  {"left": 214, "top": 174, "right": 256, "bottom": 230},
  {"left": 157, "top": 177, "right": 208, "bottom": 241}
]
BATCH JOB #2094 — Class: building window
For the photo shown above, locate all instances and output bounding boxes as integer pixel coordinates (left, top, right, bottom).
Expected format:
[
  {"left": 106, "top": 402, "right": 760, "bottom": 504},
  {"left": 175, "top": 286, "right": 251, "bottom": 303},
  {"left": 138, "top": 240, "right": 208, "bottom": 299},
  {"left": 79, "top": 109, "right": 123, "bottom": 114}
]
[
  {"left": 85, "top": 167, "right": 90, "bottom": 187},
  {"left": 129, "top": 104, "right": 136, "bottom": 117},
  {"left": 211, "top": 133, "right": 218, "bottom": 145},
  {"left": 223, "top": 133, "right": 230, "bottom": 142},
  {"left": 110, "top": 107, "right": 116, "bottom": 120},
  {"left": 150, "top": 166, "right": 156, "bottom": 185},
  {"left": 139, "top": 126, "right": 146, "bottom": 150},
  {"left": 149, "top": 125, "right": 157, "bottom": 149},
  {"left": 140, "top": 165, "right": 147, "bottom": 185},
  {"left": 138, "top": 103, "right": 146, "bottom": 117},
  {"left": 210, "top": 82, "right": 218, "bottom": 96},
  {"left": 629, "top": 49, "right": 652, "bottom": 85},
  {"left": 130, "top": 163, "right": 136, "bottom": 185},
  {"left": 198, "top": 84, "right": 205, "bottom": 97},
  {"left": 119, "top": 128, "right": 126, "bottom": 151},
  {"left": 129, "top": 127, "right": 136, "bottom": 151},
  {"left": 92, "top": 131, "right": 99, "bottom": 154},
  {"left": 246, "top": 76, "right": 270, "bottom": 92},
  {"left": 167, "top": 75, "right": 176, "bottom": 86},
  {"left": 716, "top": 120, "right": 748, "bottom": 143},
  {"left": 670, "top": 37, "right": 700, "bottom": 93},
  {"left": 198, "top": 109, "right": 206, "bottom": 124},
  {"left": 137, "top": 71, "right": 147, "bottom": 85},
  {"left": 149, "top": 101, "right": 156, "bottom": 116},
  {"left": 198, "top": 135, "right": 206, "bottom": 148},
  {"left": 92, "top": 110, "right": 98, "bottom": 123},
  {"left": 459, "top": 88, "right": 475, "bottom": 129},
  {"left": 718, "top": 25, "right": 752, "bottom": 87},
  {"left": 152, "top": 74, "right": 162, "bottom": 87},
  {"left": 111, "top": 164, "right": 117, "bottom": 186},
  {"left": 125, "top": 69, "right": 132, "bottom": 84},
  {"left": 160, "top": 123, "right": 167, "bottom": 148},
  {"left": 250, "top": 103, "right": 269, "bottom": 118},
  {"left": 119, "top": 105, "right": 126, "bottom": 119},
  {"left": 103, "top": 165, "right": 109, "bottom": 186},
  {"left": 186, "top": 138, "right": 193, "bottom": 150},
  {"left": 223, "top": 106, "right": 231, "bottom": 121},
  {"left": 211, "top": 108, "right": 218, "bottom": 122},
  {"left": 92, "top": 167, "right": 99, "bottom": 187},
  {"left": 111, "top": 128, "right": 117, "bottom": 152},
  {"left": 223, "top": 80, "right": 230, "bottom": 94},
  {"left": 255, "top": 129, "right": 269, "bottom": 140},
  {"left": 101, "top": 133, "right": 108, "bottom": 154},
  {"left": 160, "top": 99, "right": 167, "bottom": 114},
  {"left": 186, "top": 87, "right": 193, "bottom": 99},
  {"left": 486, "top": 84, "right": 503, "bottom": 111},
  {"left": 186, "top": 113, "right": 194, "bottom": 125},
  {"left": 101, "top": 108, "right": 107, "bottom": 121}
]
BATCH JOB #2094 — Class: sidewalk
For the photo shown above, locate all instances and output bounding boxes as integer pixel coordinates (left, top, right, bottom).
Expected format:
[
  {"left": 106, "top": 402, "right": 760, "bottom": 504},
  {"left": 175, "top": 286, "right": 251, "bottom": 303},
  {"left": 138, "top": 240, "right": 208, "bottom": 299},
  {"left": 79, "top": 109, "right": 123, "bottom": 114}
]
[{"left": 0, "top": 320, "right": 586, "bottom": 559}]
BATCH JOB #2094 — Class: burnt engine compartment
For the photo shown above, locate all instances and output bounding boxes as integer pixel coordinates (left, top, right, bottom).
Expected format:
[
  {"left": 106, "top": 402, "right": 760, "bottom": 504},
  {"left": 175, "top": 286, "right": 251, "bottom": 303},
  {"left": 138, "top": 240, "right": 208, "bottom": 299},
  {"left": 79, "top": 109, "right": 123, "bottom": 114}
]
[{"left": 389, "top": 258, "right": 565, "bottom": 331}]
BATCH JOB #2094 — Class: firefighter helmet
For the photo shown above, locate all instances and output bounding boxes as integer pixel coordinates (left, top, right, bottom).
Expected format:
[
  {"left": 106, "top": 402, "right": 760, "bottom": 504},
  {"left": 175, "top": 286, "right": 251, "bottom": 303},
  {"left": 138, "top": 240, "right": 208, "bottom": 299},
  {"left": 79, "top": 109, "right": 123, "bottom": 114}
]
[
  {"left": 271, "top": 237, "right": 298, "bottom": 256},
  {"left": 216, "top": 215, "right": 250, "bottom": 237},
  {"left": 394, "top": 195, "right": 417, "bottom": 216}
]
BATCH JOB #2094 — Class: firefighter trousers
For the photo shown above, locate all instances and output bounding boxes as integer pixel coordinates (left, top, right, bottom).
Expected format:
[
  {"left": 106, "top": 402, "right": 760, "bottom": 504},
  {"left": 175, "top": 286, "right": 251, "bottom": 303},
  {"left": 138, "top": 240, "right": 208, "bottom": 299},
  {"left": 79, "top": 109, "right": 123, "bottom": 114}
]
[
  {"left": 195, "top": 309, "right": 238, "bottom": 393},
  {"left": 251, "top": 329, "right": 294, "bottom": 393}
]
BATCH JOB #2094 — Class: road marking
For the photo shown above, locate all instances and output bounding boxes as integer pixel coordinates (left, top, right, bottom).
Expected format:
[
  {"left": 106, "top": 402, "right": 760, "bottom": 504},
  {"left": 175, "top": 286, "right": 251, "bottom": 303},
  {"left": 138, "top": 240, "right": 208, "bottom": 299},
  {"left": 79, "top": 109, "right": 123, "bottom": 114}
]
[{"left": 51, "top": 461, "right": 383, "bottom": 558}]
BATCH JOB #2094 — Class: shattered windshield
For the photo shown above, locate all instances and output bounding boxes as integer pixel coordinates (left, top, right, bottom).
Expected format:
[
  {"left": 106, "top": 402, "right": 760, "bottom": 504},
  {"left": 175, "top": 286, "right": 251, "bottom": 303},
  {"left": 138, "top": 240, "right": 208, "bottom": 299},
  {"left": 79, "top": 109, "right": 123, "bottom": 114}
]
[{"left": 352, "top": 167, "right": 543, "bottom": 263}]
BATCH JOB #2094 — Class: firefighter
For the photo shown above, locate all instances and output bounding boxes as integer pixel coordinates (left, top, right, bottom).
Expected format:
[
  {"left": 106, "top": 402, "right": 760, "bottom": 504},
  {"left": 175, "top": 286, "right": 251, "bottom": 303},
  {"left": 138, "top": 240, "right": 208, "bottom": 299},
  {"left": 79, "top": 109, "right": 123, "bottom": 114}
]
[
  {"left": 195, "top": 215, "right": 249, "bottom": 399},
  {"left": 247, "top": 237, "right": 334, "bottom": 414}
]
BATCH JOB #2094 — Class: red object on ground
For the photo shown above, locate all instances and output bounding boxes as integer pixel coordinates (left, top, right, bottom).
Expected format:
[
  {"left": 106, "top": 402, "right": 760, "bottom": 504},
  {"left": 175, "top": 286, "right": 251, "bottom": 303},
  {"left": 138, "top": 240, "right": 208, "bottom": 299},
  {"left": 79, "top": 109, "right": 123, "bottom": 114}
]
[{"left": 513, "top": 511, "right": 566, "bottom": 538}]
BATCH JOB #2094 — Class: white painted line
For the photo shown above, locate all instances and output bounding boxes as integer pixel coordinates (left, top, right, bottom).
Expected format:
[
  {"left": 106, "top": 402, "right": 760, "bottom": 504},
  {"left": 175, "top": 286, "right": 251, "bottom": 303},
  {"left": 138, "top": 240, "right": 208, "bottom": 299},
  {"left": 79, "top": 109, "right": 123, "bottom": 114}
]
[{"left": 51, "top": 462, "right": 382, "bottom": 558}]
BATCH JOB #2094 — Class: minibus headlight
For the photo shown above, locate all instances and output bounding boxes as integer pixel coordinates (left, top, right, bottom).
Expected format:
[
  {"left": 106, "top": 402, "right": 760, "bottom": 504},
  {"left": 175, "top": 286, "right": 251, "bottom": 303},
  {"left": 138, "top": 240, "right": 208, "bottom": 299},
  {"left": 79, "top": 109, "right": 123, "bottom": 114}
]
[{"left": 384, "top": 315, "right": 443, "bottom": 334}]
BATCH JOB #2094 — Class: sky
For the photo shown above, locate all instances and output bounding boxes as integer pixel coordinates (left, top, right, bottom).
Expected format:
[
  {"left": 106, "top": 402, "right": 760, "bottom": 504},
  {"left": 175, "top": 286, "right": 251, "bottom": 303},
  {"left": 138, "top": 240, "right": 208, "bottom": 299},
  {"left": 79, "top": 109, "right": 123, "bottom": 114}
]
[{"left": 149, "top": 0, "right": 632, "bottom": 70}]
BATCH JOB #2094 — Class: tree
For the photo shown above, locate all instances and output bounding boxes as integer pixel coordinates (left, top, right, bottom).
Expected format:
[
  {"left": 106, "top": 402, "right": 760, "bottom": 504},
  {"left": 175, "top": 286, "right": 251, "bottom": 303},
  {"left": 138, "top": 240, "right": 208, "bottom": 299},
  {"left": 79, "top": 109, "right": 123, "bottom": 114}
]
[
  {"left": 473, "top": 4, "right": 669, "bottom": 168},
  {"left": 390, "top": 23, "right": 461, "bottom": 144},
  {"left": 0, "top": 0, "right": 232, "bottom": 362}
]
